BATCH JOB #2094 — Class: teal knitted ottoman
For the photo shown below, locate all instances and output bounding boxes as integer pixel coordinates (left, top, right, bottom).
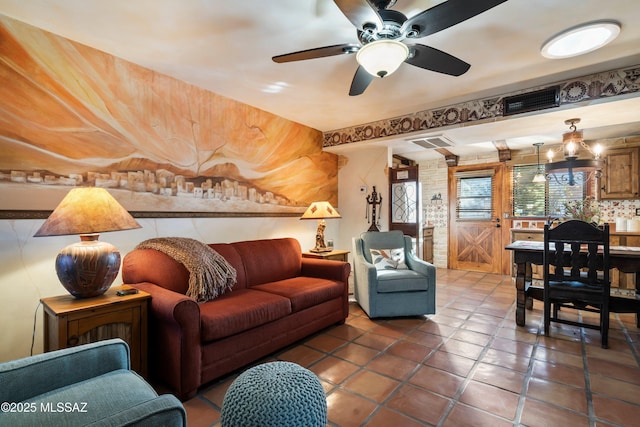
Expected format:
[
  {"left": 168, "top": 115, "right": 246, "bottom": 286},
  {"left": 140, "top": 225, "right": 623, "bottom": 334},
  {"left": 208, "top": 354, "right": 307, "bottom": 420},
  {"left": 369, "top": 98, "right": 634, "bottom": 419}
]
[{"left": 221, "top": 361, "right": 327, "bottom": 427}]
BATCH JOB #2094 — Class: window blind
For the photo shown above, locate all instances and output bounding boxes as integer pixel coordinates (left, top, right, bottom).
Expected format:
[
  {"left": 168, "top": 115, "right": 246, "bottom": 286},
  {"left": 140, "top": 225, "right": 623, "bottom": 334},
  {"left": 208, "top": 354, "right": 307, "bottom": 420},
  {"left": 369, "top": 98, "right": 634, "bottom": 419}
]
[
  {"left": 455, "top": 170, "right": 496, "bottom": 220},
  {"left": 512, "top": 164, "right": 586, "bottom": 218}
]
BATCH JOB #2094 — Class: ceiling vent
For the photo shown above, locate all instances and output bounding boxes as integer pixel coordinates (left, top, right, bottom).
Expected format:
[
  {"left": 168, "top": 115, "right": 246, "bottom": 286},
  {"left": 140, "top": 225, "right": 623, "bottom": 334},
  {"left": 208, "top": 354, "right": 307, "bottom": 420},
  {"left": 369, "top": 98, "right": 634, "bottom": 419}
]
[
  {"left": 409, "top": 135, "right": 455, "bottom": 149},
  {"left": 503, "top": 86, "right": 560, "bottom": 116}
]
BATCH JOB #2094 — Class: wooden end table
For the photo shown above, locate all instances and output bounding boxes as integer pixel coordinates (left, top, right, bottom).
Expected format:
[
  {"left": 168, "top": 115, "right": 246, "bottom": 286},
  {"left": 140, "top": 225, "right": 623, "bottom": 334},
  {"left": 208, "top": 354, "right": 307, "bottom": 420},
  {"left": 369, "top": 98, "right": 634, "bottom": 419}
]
[
  {"left": 302, "top": 249, "right": 350, "bottom": 262},
  {"left": 41, "top": 285, "right": 150, "bottom": 377}
]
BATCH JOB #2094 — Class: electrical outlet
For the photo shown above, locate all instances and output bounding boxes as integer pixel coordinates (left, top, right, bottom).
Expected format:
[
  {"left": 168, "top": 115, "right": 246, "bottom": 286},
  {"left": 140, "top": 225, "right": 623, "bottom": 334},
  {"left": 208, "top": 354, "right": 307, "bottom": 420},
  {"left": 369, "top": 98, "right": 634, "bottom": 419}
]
[
  {"left": 636, "top": 208, "right": 640, "bottom": 216},
  {"left": 359, "top": 185, "right": 368, "bottom": 193}
]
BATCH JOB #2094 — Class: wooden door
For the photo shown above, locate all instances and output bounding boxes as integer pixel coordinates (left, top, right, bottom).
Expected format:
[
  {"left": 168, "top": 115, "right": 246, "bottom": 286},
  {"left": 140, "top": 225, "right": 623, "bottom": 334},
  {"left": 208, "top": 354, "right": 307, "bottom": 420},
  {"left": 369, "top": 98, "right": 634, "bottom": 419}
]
[
  {"left": 389, "top": 166, "right": 420, "bottom": 238},
  {"left": 449, "top": 163, "right": 505, "bottom": 273}
]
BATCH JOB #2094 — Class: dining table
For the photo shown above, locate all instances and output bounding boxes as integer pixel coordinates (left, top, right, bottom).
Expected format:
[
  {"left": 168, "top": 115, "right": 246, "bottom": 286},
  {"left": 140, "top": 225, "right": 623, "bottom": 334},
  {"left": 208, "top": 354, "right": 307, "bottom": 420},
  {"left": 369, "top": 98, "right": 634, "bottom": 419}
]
[{"left": 505, "top": 240, "right": 640, "bottom": 327}]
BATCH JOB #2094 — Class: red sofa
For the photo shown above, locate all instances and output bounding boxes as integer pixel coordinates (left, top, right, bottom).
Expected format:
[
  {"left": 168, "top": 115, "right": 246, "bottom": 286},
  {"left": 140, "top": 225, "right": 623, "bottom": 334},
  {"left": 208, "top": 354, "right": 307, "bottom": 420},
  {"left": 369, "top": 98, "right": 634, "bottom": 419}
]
[{"left": 122, "top": 237, "right": 350, "bottom": 400}]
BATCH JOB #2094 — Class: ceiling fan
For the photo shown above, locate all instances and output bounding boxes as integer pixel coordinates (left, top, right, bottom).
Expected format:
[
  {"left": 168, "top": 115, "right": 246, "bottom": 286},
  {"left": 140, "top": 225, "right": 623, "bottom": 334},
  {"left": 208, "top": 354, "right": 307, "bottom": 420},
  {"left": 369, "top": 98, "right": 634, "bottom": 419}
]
[{"left": 273, "top": 0, "right": 508, "bottom": 96}]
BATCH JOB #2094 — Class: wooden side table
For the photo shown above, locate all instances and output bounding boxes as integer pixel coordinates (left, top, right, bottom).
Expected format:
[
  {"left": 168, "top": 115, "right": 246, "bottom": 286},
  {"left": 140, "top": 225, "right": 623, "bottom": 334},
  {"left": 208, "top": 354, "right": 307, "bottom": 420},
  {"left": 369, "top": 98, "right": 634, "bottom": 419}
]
[
  {"left": 422, "top": 226, "right": 434, "bottom": 263},
  {"left": 302, "top": 249, "right": 350, "bottom": 262},
  {"left": 41, "top": 285, "right": 150, "bottom": 377}
]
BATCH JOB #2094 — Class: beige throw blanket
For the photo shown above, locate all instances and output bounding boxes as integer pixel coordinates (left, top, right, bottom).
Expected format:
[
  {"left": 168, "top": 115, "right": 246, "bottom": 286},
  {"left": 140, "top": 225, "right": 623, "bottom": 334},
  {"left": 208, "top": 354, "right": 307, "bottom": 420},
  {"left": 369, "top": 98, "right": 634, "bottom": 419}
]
[{"left": 135, "top": 237, "right": 236, "bottom": 302}]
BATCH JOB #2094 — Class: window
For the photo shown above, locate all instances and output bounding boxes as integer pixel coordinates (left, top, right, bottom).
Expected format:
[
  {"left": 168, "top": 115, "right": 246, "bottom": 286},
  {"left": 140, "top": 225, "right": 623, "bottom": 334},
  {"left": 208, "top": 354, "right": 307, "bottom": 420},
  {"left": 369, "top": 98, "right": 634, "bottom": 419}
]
[
  {"left": 456, "top": 170, "right": 494, "bottom": 220},
  {"left": 512, "top": 164, "right": 586, "bottom": 218}
]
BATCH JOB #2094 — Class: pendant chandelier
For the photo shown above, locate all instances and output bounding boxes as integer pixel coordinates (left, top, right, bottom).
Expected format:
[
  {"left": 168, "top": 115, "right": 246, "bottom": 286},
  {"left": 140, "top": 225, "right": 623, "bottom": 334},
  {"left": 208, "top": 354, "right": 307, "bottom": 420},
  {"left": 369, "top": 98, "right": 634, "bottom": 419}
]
[
  {"left": 544, "top": 118, "right": 604, "bottom": 186},
  {"left": 532, "top": 142, "right": 546, "bottom": 183}
]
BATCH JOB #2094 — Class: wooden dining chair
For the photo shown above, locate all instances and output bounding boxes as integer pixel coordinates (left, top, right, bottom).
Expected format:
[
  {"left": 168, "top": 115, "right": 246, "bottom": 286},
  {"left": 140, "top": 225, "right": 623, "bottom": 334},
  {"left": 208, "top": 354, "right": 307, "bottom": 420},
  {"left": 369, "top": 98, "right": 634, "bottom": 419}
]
[{"left": 543, "top": 220, "right": 610, "bottom": 348}]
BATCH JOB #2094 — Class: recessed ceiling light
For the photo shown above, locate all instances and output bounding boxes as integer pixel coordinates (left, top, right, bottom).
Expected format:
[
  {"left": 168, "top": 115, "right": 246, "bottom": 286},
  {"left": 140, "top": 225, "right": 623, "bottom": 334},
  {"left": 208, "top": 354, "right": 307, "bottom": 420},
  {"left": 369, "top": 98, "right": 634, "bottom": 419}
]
[{"left": 541, "top": 20, "right": 621, "bottom": 59}]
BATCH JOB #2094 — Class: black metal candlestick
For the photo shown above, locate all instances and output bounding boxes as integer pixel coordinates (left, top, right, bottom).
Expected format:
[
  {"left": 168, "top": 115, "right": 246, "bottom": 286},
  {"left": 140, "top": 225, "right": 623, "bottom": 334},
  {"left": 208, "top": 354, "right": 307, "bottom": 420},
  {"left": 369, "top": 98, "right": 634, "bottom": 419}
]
[{"left": 366, "top": 186, "right": 382, "bottom": 232}]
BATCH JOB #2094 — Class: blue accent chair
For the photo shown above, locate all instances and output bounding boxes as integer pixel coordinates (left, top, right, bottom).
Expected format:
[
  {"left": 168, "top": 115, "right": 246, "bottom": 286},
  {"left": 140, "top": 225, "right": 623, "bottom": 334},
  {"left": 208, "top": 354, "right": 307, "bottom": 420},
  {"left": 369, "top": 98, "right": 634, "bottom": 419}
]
[
  {"left": 353, "top": 230, "right": 436, "bottom": 318},
  {"left": 0, "top": 338, "right": 186, "bottom": 426}
]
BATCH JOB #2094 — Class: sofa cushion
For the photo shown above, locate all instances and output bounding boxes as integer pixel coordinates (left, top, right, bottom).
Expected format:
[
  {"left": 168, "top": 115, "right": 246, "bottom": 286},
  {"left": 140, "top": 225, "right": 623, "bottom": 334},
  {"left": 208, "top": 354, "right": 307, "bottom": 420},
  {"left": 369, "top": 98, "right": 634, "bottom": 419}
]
[
  {"left": 200, "top": 289, "right": 292, "bottom": 342},
  {"left": 252, "top": 277, "right": 344, "bottom": 312},
  {"left": 375, "top": 269, "right": 430, "bottom": 293},
  {"left": 209, "top": 243, "right": 248, "bottom": 289},
  {"left": 231, "top": 238, "right": 302, "bottom": 286}
]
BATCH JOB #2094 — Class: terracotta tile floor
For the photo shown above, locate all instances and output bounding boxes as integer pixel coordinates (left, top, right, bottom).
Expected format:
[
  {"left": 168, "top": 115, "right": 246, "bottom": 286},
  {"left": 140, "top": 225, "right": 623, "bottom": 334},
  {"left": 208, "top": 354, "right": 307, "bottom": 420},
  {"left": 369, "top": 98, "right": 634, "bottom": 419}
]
[{"left": 180, "top": 269, "right": 640, "bottom": 426}]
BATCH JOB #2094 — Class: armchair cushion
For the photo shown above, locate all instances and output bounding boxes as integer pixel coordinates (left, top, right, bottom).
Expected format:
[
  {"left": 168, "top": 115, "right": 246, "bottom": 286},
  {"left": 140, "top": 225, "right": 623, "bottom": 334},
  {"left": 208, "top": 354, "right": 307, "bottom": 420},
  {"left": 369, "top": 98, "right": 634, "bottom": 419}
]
[
  {"left": 370, "top": 248, "right": 408, "bottom": 270},
  {"left": 359, "top": 231, "right": 406, "bottom": 263},
  {"left": 376, "top": 269, "right": 430, "bottom": 292}
]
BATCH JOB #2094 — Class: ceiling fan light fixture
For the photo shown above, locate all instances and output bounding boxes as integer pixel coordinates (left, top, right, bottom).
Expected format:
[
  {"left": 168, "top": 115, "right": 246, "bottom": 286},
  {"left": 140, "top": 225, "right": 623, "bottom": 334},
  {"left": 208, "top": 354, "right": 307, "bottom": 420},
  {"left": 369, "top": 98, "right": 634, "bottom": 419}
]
[
  {"left": 356, "top": 39, "right": 408, "bottom": 78},
  {"left": 541, "top": 20, "right": 621, "bottom": 59}
]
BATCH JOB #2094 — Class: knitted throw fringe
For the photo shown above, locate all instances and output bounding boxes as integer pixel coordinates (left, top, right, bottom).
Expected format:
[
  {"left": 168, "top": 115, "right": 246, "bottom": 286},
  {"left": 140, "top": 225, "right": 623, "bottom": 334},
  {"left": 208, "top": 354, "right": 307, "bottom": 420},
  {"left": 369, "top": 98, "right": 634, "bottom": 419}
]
[{"left": 135, "top": 237, "right": 236, "bottom": 302}]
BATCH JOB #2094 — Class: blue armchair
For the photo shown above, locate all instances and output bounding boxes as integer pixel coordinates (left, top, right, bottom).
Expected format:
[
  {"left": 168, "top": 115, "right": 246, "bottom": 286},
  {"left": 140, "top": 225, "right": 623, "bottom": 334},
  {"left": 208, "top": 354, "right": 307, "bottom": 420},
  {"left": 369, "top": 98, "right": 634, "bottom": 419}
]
[
  {"left": 353, "top": 230, "right": 436, "bottom": 318},
  {"left": 0, "top": 338, "right": 186, "bottom": 426}
]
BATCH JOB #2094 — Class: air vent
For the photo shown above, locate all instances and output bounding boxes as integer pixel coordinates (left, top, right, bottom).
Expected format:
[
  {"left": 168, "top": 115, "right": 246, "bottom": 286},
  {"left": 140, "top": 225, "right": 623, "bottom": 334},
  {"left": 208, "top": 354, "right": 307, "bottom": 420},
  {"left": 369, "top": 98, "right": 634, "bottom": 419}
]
[
  {"left": 409, "top": 135, "right": 454, "bottom": 149},
  {"left": 503, "top": 86, "right": 560, "bottom": 116}
]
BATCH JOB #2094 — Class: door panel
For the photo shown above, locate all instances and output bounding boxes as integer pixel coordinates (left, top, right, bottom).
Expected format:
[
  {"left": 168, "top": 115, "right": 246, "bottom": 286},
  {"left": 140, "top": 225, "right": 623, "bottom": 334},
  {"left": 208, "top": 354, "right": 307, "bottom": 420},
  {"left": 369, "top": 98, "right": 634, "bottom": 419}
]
[
  {"left": 389, "top": 166, "right": 419, "bottom": 238},
  {"left": 449, "top": 163, "right": 504, "bottom": 273}
]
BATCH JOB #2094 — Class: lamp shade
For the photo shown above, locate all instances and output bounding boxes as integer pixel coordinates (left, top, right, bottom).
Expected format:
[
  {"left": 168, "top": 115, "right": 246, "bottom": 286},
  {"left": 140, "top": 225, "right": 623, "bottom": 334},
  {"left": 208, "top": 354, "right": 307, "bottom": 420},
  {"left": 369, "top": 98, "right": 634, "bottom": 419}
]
[
  {"left": 34, "top": 187, "right": 141, "bottom": 237},
  {"left": 300, "top": 201, "right": 341, "bottom": 220},
  {"left": 300, "top": 201, "right": 340, "bottom": 253},
  {"left": 356, "top": 39, "right": 409, "bottom": 78},
  {"left": 34, "top": 187, "right": 141, "bottom": 298}
]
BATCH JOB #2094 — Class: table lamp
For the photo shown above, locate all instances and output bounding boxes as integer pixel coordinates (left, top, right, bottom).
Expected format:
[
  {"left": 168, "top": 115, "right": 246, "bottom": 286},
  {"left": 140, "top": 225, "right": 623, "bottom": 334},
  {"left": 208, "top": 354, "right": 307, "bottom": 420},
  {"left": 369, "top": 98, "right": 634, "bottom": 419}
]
[
  {"left": 300, "top": 201, "right": 341, "bottom": 253},
  {"left": 34, "top": 187, "right": 141, "bottom": 298}
]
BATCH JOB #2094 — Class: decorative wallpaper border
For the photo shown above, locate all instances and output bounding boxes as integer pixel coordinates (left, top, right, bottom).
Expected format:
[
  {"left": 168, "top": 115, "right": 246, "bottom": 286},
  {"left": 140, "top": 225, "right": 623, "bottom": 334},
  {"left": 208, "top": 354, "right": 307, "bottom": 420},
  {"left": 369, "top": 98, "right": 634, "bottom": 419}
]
[{"left": 323, "top": 65, "right": 640, "bottom": 147}]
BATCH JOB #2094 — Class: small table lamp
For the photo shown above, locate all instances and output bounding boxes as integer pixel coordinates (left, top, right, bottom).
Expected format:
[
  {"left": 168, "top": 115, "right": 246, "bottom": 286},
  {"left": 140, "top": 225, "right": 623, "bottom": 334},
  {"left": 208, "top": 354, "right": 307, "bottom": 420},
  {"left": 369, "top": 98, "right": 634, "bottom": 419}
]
[
  {"left": 34, "top": 187, "right": 141, "bottom": 298},
  {"left": 300, "top": 201, "right": 341, "bottom": 253}
]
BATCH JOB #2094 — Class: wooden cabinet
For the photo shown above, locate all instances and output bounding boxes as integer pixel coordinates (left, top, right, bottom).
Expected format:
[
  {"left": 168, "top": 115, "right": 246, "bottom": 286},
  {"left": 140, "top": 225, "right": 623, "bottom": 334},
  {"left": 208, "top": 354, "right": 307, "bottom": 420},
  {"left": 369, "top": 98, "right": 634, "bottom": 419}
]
[
  {"left": 302, "top": 249, "right": 349, "bottom": 262},
  {"left": 601, "top": 147, "right": 639, "bottom": 199},
  {"left": 422, "top": 226, "right": 434, "bottom": 263},
  {"left": 41, "top": 285, "right": 150, "bottom": 377}
]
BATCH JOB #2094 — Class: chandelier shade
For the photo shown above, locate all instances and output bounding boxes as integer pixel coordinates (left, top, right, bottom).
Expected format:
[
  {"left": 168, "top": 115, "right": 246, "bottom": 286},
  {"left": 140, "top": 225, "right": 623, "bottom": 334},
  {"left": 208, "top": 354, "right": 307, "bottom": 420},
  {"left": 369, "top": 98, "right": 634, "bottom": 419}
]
[
  {"left": 356, "top": 39, "right": 409, "bottom": 78},
  {"left": 532, "top": 142, "right": 547, "bottom": 183}
]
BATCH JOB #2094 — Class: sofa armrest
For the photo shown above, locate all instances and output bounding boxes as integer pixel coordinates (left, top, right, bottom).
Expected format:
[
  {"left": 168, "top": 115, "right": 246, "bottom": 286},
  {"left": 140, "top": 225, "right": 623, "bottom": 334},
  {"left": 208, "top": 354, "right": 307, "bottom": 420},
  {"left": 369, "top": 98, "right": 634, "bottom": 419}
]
[
  {"left": 128, "top": 282, "right": 202, "bottom": 400},
  {"left": 0, "top": 339, "right": 129, "bottom": 403},
  {"left": 301, "top": 258, "right": 351, "bottom": 319},
  {"left": 301, "top": 258, "right": 350, "bottom": 283},
  {"left": 90, "top": 394, "right": 187, "bottom": 427}
]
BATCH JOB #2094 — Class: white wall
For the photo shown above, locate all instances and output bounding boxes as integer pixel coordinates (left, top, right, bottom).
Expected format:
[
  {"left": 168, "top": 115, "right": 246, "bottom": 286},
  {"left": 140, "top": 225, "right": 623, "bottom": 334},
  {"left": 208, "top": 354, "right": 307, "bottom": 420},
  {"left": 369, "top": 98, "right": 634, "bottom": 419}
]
[{"left": 333, "top": 145, "right": 390, "bottom": 253}]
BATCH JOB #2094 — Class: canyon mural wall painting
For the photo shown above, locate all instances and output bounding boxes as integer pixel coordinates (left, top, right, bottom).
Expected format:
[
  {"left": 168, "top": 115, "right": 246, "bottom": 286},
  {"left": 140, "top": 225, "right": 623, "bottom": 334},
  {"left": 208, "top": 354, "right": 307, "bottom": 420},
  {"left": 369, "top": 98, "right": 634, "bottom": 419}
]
[{"left": 0, "top": 15, "right": 338, "bottom": 217}]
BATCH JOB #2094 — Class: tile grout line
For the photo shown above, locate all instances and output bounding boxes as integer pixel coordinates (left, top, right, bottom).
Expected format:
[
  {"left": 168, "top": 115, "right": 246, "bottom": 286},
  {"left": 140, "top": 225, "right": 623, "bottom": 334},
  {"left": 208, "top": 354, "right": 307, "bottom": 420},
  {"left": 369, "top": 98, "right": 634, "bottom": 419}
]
[
  {"left": 513, "top": 314, "right": 542, "bottom": 426},
  {"left": 435, "top": 277, "right": 520, "bottom": 427},
  {"left": 578, "top": 312, "right": 597, "bottom": 427}
]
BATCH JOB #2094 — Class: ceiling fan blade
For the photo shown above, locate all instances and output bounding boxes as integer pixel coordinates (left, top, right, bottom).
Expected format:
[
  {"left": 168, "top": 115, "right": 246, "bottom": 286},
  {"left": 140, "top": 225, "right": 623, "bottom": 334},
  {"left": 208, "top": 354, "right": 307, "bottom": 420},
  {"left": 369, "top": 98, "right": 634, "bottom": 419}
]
[
  {"left": 272, "top": 44, "right": 360, "bottom": 63},
  {"left": 349, "top": 66, "right": 375, "bottom": 96},
  {"left": 334, "top": 0, "right": 383, "bottom": 30},
  {"left": 406, "top": 44, "right": 470, "bottom": 76},
  {"left": 401, "top": 0, "right": 508, "bottom": 38}
]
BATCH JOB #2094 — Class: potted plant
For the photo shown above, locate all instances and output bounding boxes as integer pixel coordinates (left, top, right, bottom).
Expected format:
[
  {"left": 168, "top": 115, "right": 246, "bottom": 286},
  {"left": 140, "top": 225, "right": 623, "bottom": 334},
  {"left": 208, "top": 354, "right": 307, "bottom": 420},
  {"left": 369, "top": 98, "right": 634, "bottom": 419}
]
[{"left": 563, "top": 197, "right": 601, "bottom": 224}]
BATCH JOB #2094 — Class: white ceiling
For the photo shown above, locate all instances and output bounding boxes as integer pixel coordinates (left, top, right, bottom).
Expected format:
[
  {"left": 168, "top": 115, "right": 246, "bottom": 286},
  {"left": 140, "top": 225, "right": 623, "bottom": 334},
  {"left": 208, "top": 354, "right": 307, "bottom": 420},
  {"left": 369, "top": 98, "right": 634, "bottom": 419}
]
[{"left": 1, "top": 0, "right": 640, "bottom": 161}]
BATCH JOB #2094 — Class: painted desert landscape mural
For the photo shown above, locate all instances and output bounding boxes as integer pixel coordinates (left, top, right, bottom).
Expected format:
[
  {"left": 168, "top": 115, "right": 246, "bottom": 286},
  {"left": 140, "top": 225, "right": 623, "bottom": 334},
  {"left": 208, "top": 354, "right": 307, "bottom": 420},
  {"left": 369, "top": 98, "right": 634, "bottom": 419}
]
[{"left": 0, "top": 14, "right": 338, "bottom": 216}]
